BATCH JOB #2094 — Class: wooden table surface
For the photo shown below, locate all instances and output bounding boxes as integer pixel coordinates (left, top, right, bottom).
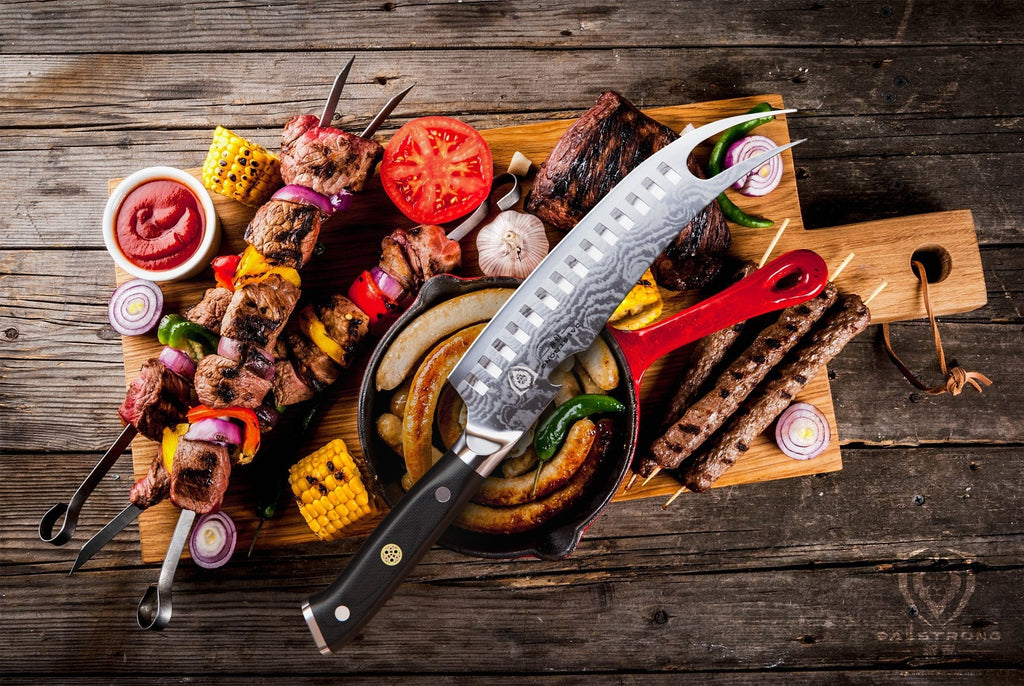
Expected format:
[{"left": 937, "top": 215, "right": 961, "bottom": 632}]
[{"left": 2, "top": 2, "right": 1022, "bottom": 683}]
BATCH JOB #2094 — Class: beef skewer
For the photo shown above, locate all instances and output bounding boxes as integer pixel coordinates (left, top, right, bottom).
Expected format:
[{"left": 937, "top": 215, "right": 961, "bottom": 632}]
[
  {"left": 637, "top": 280, "right": 839, "bottom": 484},
  {"left": 664, "top": 293, "right": 872, "bottom": 504},
  {"left": 52, "top": 66, "right": 407, "bottom": 554}
]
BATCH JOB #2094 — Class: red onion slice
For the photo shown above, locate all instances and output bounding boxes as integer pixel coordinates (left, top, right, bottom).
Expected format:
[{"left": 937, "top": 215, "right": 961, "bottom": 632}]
[
  {"left": 189, "top": 511, "right": 237, "bottom": 569},
  {"left": 370, "top": 266, "right": 406, "bottom": 302},
  {"left": 272, "top": 184, "right": 333, "bottom": 216},
  {"left": 775, "top": 402, "right": 831, "bottom": 460},
  {"left": 244, "top": 347, "right": 277, "bottom": 381},
  {"left": 158, "top": 346, "right": 197, "bottom": 381},
  {"left": 724, "top": 135, "right": 784, "bottom": 197},
  {"left": 330, "top": 190, "right": 353, "bottom": 214},
  {"left": 217, "top": 336, "right": 243, "bottom": 362},
  {"left": 185, "top": 417, "right": 243, "bottom": 447},
  {"left": 108, "top": 279, "right": 163, "bottom": 336}
]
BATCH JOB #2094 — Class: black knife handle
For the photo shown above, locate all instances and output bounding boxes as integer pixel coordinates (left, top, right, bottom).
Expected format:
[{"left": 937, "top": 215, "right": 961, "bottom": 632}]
[{"left": 303, "top": 434, "right": 488, "bottom": 653}]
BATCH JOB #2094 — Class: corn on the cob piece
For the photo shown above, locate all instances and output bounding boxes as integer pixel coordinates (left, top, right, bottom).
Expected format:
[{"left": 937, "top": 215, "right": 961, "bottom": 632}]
[
  {"left": 202, "top": 126, "right": 282, "bottom": 207},
  {"left": 609, "top": 268, "right": 663, "bottom": 330},
  {"left": 289, "top": 439, "right": 382, "bottom": 541}
]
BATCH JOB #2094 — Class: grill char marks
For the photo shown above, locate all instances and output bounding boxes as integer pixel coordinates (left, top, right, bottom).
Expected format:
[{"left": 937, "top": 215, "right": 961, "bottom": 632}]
[
  {"left": 118, "top": 359, "right": 192, "bottom": 441},
  {"left": 185, "top": 288, "right": 233, "bottom": 334},
  {"left": 194, "top": 354, "right": 273, "bottom": 409},
  {"left": 221, "top": 273, "right": 301, "bottom": 350},
  {"left": 244, "top": 199, "right": 324, "bottom": 269},
  {"left": 169, "top": 438, "right": 232, "bottom": 514},
  {"left": 279, "top": 114, "right": 383, "bottom": 195},
  {"left": 524, "top": 90, "right": 729, "bottom": 290}
]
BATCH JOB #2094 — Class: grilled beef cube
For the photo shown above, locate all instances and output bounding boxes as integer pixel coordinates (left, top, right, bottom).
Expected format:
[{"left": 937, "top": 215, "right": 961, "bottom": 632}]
[
  {"left": 314, "top": 295, "right": 370, "bottom": 367},
  {"left": 378, "top": 224, "right": 462, "bottom": 292},
  {"left": 221, "top": 273, "right": 301, "bottom": 350},
  {"left": 194, "top": 354, "right": 273, "bottom": 409},
  {"left": 185, "top": 287, "right": 233, "bottom": 334},
  {"left": 283, "top": 329, "right": 339, "bottom": 393},
  {"left": 525, "top": 91, "right": 678, "bottom": 230},
  {"left": 272, "top": 358, "right": 315, "bottom": 407},
  {"left": 129, "top": 453, "right": 171, "bottom": 509},
  {"left": 650, "top": 156, "right": 731, "bottom": 290},
  {"left": 524, "top": 91, "right": 730, "bottom": 290},
  {"left": 280, "top": 114, "right": 384, "bottom": 195},
  {"left": 118, "top": 359, "right": 192, "bottom": 441},
  {"left": 169, "top": 438, "right": 232, "bottom": 514},
  {"left": 243, "top": 199, "right": 323, "bottom": 269}
]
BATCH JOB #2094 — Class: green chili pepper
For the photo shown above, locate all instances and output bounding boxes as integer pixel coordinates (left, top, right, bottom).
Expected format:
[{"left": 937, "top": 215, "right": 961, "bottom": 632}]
[
  {"left": 157, "top": 313, "right": 219, "bottom": 360},
  {"left": 533, "top": 394, "right": 626, "bottom": 462},
  {"left": 707, "top": 102, "right": 776, "bottom": 229}
]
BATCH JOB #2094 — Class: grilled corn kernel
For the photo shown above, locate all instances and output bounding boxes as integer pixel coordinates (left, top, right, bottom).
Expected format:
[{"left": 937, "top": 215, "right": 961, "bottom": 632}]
[
  {"left": 609, "top": 268, "right": 663, "bottom": 330},
  {"left": 202, "top": 126, "right": 282, "bottom": 207},
  {"left": 289, "top": 439, "right": 382, "bottom": 542}
]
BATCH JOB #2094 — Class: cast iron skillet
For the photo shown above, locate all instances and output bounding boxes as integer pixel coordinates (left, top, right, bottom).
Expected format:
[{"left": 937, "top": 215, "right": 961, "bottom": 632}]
[{"left": 358, "top": 250, "right": 827, "bottom": 561}]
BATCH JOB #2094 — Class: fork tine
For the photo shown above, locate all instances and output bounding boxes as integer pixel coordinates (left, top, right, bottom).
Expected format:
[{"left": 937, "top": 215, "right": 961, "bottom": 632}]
[
  {"left": 360, "top": 84, "right": 415, "bottom": 139},
  {"left": 678, "top": 108, "right": 797, "bottom": 154},
  {"left": 319, "top": 56, "right": 355, "bottom": 127},
  {"left": 704, "top": 138, "right": 806, "bottom": 199}
]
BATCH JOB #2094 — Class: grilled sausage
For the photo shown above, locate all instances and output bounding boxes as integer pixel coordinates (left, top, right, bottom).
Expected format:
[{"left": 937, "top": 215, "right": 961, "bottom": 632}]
[
  {"left": 682, "top": 295, "right": 870, "bottom": 492},
  {"left": 647, "top": 281, "right": 839, "bottom": 472}
]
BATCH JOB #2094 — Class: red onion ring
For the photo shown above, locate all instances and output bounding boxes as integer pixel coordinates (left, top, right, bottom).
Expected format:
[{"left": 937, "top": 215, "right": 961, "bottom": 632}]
[
  {"left": 244, "top": 347, "right": 277, "bottom": 381},
  {"left": 158, "top": 346, "right": 196, "bottom": 381},
  {"left": 184, "top": 417, "right": 243, "bottom": 447},
  {"left": 370, "top": 266, "right": 406, "bottom": 302},
  {"left": 330, "top": 190, "right": 353, "bottom": 214},
  {"left": 774, "top": 402, "right": 830, "bottom": 460},
  {"left": 724, "top": 135, "right": 784, "bottom": 197},
  {"left": 254, "top": 403, "right": 281, "bottom": 431},
  {"left": 217, "top": 336, "right": 243, "bottom": 362},
  {"left": 189, "top": 511, "right": 237, "bottom": 569},
  {"left": 108, "top": 279, "right": 163, "bottom": 336},
  {"left": 272, "top": 184, "right": 333, "bottom": 217}
]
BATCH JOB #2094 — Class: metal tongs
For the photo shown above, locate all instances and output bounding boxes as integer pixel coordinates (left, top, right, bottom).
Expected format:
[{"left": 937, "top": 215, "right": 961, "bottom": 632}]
[{"left": 43, "top": 59, "right": 414, "bottom": 621}]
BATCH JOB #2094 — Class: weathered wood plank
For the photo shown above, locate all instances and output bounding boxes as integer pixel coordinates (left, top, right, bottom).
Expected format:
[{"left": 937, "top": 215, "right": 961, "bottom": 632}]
[
  {"left": 1, "top": 0, "right": 1022, "bottom": 53},
  {"left": 4, "top": 47, "right": 1024, "bottom": 131},
  {"left": 2, "top": 560, "right": 1020, "bottom": 674}
]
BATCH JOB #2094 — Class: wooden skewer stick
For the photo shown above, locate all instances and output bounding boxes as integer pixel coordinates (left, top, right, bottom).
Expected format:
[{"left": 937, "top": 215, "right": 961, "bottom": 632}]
[
  {"left": 829, "top": 252, "right": 855, "bottom": 282},
  {"left": 639, "top": 467, "right": 661, "bottom": 489},
  {"left": 662, "top": 483, "right": 688, "bottom": 509},
  {"left": 758, "top": 218, "right": 790, "bottom": 269},
  {"left": 624, "top": 472, "right": 640, "bottom": 491},
  {"left": 864, "top": 280, "right": 888, "bottom": 306}
]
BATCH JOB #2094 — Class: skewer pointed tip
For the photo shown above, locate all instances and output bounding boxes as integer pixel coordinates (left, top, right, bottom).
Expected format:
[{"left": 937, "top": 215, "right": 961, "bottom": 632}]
[
  {"left": 864, "top": 280, "right": 888, "bottom": 306},
  {"left": 662, "top": 485, "right": 687, "bottom": 510},
  {"left": 640, "top": 467, "right": 662, "bottom": 489},
  {"left": 829, "top": 251, "right": 856, "bottom": 282},
  {"left": 623, "top": 472, "right": 639, "bottom": 492},
  {"left": 758, "top": 218, "right": 789, "bottom": 270}
]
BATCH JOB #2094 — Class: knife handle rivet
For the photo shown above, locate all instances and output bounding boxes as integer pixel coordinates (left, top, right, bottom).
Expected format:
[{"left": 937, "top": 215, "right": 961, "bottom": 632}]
[
  {"left": 434, "top": 486, "right": 451, "bottom": 503},
  {"left": 334, "top": 605, "right": 351, "bottom": 622}
]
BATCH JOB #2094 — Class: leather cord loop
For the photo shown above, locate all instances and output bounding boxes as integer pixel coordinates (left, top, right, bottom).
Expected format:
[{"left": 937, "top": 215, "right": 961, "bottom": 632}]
[{"left": 881, "top": 261, "right": 992, "bottom": 396}]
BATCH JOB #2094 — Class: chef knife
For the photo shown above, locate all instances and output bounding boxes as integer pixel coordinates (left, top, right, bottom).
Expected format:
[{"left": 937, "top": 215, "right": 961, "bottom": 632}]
[{"left": 303, "top": 109, "right": 802, "bottom": 653}]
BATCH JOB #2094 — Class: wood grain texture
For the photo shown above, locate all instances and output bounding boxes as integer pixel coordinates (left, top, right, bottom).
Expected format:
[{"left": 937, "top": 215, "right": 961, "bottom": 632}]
[{"left": 4, "top": 0, "right": 1022, "bottom": 679}]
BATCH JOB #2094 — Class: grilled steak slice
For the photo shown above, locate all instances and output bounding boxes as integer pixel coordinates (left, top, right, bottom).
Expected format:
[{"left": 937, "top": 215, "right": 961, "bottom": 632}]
[
  {"left": 525, "top": 91, "right": 730, "bottom": 290},
  {"left": 194, "top": 354, "right": 273, "bottom": 409},
  {"left": 650, "top": 157, "right": 731, "bottom": 290},
  {"left": 220, "top": 273, "right": 301, "bottom": 350},
  {"left": 118, "top": 358, "right": 192, "bottom": 441},
  {"left": 314, "top": 295, "right": 370, "bottom": 367},
  {"left": 272, "top": 358, "right": 315, "bottom": 407},
  {"left": 130, "top": 453, "right": 171, "bottom": 509},
  {"left": 280, "top": 114, "right": 384, "bottom": 195},
  {"left": 169, "top": 438, "right": 232, "bottom": 514},
  {"left": 525, "top": 91, "right": 677, "bottom": 230},
  {"left": 243, "top": 199, "right": 324, "bottom": 269},
  {"left": 378, "top": 224, "right": 462, "bottom": 292},
  {"left": 681, "top": 294, "right": 871, "bottom": 492},
  {"left": 185, "top": 287, "right": 233, "bottom": 334},
  {"left": 283, "top": 329, "right": 338, "bottom": 393}
]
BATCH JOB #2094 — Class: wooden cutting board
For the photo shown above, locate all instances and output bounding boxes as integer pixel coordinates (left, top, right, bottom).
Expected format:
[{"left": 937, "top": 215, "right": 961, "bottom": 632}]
[{"left": 111, "top": 94, "right": 986, "bottom": 562}]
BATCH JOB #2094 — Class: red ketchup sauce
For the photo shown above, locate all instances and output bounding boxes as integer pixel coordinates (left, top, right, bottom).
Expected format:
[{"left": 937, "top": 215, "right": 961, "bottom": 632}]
[{"left": 114, "top": 179, "right": 204, "bottom": 271}]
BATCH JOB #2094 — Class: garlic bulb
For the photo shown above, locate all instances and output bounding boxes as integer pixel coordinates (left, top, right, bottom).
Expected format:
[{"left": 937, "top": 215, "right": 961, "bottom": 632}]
[{"left": 475, "top": 210, "right": 549, "bottom": 279}]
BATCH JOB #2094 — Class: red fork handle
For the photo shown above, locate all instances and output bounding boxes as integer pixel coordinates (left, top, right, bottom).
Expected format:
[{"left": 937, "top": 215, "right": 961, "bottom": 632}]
[{"left": 608, "top": 249, "right": 828, "bottom": 389}]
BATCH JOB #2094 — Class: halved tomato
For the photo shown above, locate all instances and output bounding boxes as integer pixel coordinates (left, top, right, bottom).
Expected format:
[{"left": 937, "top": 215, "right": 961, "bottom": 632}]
[{"left": 381, "top": 116, "right": 494, "bottom": 225}]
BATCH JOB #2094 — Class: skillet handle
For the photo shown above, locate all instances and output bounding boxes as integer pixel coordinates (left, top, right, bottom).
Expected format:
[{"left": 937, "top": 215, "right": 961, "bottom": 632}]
[
  {"left": 609, "top": 249, "right": 827, "bottom": 387},
  {"left": 303, "top": 432, "right": 493, "bottom": 654}
]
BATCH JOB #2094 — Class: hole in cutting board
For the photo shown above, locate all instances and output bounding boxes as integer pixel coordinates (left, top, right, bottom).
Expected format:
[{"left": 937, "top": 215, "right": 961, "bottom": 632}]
[{"left": 911, "top": 245, "right": 952, "bottom": 284}]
